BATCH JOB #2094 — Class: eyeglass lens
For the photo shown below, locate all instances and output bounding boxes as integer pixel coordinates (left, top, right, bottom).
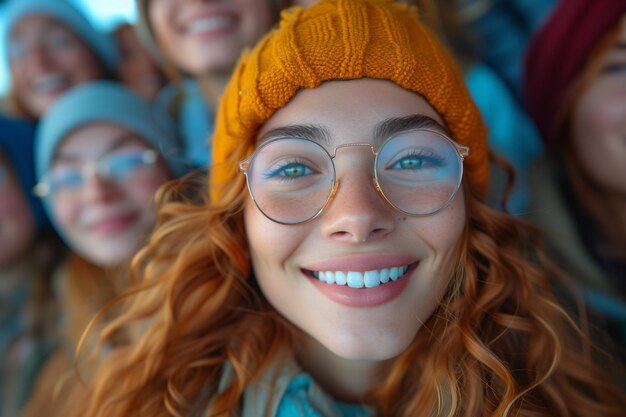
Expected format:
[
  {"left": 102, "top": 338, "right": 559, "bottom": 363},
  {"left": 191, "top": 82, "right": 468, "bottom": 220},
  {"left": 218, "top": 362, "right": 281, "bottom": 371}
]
[
  {"left": 244, "top": 130, "right": 463, "bottom": 224},
  {"left": 45, "top": 150, "right": 156, "bottom": 196}
]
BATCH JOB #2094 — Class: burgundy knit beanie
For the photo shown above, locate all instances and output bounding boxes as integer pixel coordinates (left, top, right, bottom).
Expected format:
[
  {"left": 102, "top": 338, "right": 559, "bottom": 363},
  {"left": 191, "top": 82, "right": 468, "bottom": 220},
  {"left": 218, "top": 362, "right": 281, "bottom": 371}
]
[{"left": 524, "top": 0, "right": 626, "bottom": 152}]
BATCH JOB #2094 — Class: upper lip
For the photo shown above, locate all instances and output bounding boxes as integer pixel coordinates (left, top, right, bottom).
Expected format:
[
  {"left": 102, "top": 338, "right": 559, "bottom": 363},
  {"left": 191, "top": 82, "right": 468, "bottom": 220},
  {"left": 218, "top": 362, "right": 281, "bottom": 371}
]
[{"left": 301, "top": 253, "right": 419, "bottom": 272}]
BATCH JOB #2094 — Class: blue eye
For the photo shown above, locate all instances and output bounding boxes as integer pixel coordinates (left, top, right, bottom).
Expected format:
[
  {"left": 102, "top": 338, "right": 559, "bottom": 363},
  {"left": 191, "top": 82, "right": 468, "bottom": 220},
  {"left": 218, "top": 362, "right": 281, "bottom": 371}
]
[
  {"left": 389, "top": 152, "right": 443, "bottom": 170},
  {"left": 265, "top": 162, "right": 314, "bottom": 179},
  {"left": 392, "top": 156, "right": 424, "bottom": 169}
]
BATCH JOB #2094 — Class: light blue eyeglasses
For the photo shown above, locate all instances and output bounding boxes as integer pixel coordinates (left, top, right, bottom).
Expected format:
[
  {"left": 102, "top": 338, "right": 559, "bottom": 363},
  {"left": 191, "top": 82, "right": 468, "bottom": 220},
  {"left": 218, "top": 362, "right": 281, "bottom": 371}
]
[{"left": 34, "top": 149, "right": 158, "bottom": 198}]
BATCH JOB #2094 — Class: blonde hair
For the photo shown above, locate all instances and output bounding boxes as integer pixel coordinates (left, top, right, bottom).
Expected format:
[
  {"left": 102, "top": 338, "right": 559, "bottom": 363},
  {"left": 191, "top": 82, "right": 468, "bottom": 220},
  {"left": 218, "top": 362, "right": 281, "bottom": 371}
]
[{"left": 71, "top": 156, "right": 625, "bottom": 416}]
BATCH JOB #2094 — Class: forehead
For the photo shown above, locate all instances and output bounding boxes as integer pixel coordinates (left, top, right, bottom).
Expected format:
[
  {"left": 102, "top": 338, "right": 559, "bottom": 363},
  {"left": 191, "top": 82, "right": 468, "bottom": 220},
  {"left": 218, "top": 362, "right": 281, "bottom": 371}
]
[
  {"left": 55, "top": 122, "right": 150, "bottom": 159},
  {"left": 257, "top": 78, "right": 447, "bottom": 142}
]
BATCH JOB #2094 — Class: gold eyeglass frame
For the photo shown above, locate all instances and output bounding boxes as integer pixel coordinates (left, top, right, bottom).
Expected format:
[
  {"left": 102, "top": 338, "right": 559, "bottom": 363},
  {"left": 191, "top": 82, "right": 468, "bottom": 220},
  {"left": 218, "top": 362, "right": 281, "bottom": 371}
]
[{"left": 239, "top": 128, "right": 470, "bottom": 225}]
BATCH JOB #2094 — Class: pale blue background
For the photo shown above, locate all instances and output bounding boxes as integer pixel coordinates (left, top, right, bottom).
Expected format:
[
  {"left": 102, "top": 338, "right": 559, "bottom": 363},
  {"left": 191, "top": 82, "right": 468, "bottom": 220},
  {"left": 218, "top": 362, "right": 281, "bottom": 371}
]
[{"left": 0, "top": 0, "right": 137, "bottom": 97}]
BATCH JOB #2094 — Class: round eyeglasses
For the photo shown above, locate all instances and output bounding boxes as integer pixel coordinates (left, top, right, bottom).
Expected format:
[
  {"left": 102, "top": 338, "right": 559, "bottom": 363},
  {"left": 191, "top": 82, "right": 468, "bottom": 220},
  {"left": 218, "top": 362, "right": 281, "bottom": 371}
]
[
  {"left": 239, "top": 128, "right": 469, "bottom": 225},
  {"left": 34, "top": 149, "right": 159, "bottom": 198}
]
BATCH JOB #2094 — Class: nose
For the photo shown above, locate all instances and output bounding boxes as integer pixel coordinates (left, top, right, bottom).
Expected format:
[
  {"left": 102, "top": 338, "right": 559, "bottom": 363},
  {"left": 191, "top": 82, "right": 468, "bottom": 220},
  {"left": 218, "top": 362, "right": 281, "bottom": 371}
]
[
  {"left": 81, "top": 172, "right": 122, "bottom": 204},
  {"left": 320, "top": 165, "right": 396, "bottom": 243}
]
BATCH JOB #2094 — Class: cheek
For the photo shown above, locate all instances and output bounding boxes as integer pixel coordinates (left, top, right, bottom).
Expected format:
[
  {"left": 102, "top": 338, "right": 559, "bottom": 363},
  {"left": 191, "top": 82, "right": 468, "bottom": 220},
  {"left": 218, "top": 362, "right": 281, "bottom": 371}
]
[
  {"left": 0, "top": 186, "right": 29, "bottom": 218},
  {"left": 57, "top": 48, "right": 103, "bottom": 80},
  {"left": 52, "top": 196, "right": 80, "bottom": 232},
  {"left": 408, "top": 191, "right": 466, "bottom": 259},
  {"left": 149, "top": 4, "right": 177, "bottom": 53},
  {"left": 573, "top": 85, "right": 626, "bottom": 139},
  {"left": 9, "top": 62, "right": 29, "bottom": 92},
  {"left": 244, "top": 197, "right": 307, "bottom": 276},
  {"left": 571, "top": 84, "right": 626, "bottom": 187},
  {"left": 238, "top": 0, "right": 274, "bottom": 43}
]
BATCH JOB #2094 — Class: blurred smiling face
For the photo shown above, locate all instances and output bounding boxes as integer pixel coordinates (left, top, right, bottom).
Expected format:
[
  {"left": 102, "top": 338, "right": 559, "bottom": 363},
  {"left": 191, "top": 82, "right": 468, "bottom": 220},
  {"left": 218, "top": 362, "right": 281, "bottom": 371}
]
[
  {"left": 148, "top": 0, "right": 275, "bottom": 76},
  {"left": 571, "top": 17, "right": 626, "bottom": 194},
  {"left": 46, "top": 123, "right": 170, "bottom": 267},
  {"left": 8, "top": 15, "right": 106, "bottom": 118},
  {"left": 244, "top": 79, "right": 467, "bottom": 362}
]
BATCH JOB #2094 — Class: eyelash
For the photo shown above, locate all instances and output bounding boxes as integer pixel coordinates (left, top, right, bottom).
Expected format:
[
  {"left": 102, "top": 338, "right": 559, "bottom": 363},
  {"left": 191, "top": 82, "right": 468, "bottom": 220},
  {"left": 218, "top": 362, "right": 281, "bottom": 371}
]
[
  {"left": 601, "top": 63, "right": 626, "bottom": 74},
  {"left": 263, "top": 158, "right": 314, "bottom": 180},
  {"left": 388, "top": 150, "right": 445, "bottom": 169}
]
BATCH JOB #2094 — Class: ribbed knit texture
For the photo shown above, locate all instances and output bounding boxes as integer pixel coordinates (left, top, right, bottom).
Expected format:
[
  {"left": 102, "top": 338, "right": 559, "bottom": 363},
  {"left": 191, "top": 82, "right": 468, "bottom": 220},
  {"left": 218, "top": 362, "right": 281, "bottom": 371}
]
[{"left": 210, "top": 0, "right": 488, "bottom": 202}]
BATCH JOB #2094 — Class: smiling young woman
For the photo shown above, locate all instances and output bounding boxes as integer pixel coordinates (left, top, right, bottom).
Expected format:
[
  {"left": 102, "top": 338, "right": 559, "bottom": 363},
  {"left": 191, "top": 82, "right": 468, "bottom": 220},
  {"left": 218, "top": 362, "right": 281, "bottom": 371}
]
[
  {"left": 2, "top": 0, "right": 118, "bottom": 119},
  {"left": 70, "top": 1, "right": 625, "bottom": 417}
]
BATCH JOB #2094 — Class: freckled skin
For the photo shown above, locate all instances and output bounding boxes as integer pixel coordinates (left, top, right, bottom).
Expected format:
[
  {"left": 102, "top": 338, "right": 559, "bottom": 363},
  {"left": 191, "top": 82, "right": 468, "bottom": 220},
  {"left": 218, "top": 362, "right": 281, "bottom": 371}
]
[{"left": 245, "top": 79, "right": 466, "bottom": 364}]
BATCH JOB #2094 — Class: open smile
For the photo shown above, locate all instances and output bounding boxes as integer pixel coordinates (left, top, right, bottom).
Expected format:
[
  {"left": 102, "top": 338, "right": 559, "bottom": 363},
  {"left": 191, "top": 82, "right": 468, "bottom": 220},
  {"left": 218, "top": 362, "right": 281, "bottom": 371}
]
[
  {"left": 306, "top": 262, "right": 417, "bottom": 288},
  {"left": 302, "top": 261, "right": 419, "bottom": 308}
]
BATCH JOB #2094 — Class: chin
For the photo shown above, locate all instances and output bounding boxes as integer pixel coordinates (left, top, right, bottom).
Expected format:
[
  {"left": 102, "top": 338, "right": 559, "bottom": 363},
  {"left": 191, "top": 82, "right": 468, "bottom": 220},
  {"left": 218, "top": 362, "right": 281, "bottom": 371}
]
[
  {"left": 322, "top": 332, "right": 415, "bottom": 362},
  {"left": 82, "top": 244, "right": 136, "bottom": 268}
]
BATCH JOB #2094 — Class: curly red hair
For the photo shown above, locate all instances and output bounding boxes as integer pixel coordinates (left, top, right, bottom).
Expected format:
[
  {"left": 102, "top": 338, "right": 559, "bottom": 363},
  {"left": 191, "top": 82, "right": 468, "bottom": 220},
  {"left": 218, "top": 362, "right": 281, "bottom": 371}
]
[{"left": 70, "top": 148, "right": 625, "bottom": 417}]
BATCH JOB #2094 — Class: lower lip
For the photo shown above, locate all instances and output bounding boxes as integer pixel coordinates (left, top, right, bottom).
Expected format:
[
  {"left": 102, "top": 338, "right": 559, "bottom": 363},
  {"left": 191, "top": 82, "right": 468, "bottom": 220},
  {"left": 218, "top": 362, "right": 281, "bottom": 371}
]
[
  {"left": 307, "top": 264, "right": 416, "bottom": 308},
  {"left": 88, "top": 213, "right": 137, "bottom": 236}
]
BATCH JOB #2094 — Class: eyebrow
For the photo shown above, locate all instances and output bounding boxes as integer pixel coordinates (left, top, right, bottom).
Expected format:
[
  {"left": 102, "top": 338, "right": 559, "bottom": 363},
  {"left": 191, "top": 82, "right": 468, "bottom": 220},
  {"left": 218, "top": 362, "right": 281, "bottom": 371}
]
[
  {"left": 259, "top": 114, "right": 450, "bottom": 146},
  {"left": 259, "top": 124, "right": 332, "bottom": 145},
  {"left": 373, "top": 114, "right": 450, "bottom": 142},
  {"left": 54, "top": 133, "right": 142, "bottom": 164}
]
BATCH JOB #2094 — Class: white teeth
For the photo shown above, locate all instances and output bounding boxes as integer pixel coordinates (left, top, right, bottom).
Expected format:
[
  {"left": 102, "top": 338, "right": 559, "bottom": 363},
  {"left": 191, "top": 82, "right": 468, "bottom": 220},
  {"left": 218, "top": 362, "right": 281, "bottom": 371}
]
[
  {"left": 347, "top": 271, "right": 364, "bottom": 288},
  {"left": 313, "top": 264, "right": 413, "bottom": 288},
  {"left": 363, "top": 270, "right": 380, "bottom": 288},
  {"left": 187, "top": 16, "right": 233, "bottom": 34},
  {"left": 380, "top": 268, "right": 389, "bottom": 284},
  {"left": 335, "top": 271, "right": 347, "bottom": 285},
  {"left": 390, "top": 267, "right": 399, "bottom": 281}
]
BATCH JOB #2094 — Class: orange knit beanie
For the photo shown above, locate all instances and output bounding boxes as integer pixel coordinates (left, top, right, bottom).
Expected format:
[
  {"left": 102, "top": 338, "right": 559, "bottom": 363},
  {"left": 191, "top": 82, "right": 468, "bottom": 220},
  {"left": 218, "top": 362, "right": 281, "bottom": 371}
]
[{"left": 211, "top": 0, "right": 488, "bottom": 202}]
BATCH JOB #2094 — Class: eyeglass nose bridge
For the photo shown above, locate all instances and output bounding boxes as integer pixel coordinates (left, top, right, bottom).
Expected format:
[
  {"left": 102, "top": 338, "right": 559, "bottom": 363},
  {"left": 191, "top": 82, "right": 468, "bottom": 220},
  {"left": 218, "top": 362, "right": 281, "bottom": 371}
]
[{"left": 328, "top": 142, "right": 377, "bottom": 159}]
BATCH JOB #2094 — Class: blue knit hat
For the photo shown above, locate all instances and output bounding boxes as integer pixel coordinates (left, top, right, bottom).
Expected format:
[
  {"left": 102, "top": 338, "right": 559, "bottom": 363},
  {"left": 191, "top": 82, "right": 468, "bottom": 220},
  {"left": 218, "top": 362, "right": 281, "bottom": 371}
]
[
  {"left": 3, "top": 0, "right": 119, "bottom": 72},
  {"left": 36, "top": 80, "right": 189, "bottom": 185},
  {"left": 0, "top": 115, "right": 48, "bottom": 231}
]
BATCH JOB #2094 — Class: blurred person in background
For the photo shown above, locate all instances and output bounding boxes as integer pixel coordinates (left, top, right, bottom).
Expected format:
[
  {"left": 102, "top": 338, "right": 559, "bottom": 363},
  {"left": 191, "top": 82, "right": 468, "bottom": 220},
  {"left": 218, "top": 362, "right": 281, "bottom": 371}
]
[
  {"left": 0, "top": 115, "right": 60, "bottom": 417},
  {"left": 2, "top": 0, "right": 118, "bottom": 120},
  {"left": 135, "top": 0, "right": 291, "bottom": 167},
  {"left": 112, "top": 23, "right": 166, "bottom": 101},
  {"left": 453, "top": 0, "right": 557, "bottom": 102},
  {"left": 20, "top": 81, "right": 187, "bottom": 417},
  {"left": 524, "top": 0, "right": 626, "bottom": 359}
]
